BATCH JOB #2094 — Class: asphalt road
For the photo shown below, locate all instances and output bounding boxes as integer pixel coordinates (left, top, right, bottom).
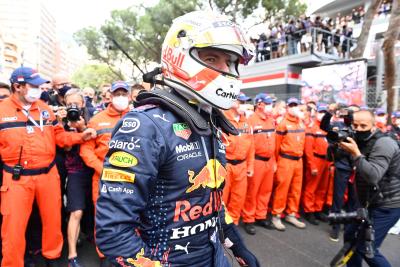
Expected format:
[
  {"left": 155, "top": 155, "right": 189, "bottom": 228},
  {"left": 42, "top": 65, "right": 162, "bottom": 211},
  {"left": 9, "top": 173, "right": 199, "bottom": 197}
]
[{"left": 33, "top": 220, "right": 400, "bottom": 267}]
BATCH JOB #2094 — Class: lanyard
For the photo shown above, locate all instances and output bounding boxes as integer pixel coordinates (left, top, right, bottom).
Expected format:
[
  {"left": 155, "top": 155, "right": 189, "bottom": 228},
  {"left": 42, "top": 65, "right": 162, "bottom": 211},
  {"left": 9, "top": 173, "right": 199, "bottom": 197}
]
[{"left": 22, "top": 108, "right": 43, "bottom": 132}]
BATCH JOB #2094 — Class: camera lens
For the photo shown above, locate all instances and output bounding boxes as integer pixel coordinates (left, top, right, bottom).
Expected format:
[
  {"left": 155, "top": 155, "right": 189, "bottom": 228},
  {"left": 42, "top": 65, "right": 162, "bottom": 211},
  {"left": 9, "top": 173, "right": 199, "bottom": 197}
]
[{"left": 66, "top": 105, "right": 81, "bottom": 122}]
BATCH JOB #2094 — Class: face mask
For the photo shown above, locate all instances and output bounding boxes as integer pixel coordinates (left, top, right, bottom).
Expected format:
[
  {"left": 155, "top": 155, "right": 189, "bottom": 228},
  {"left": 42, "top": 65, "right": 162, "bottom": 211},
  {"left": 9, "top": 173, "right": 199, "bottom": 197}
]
[
  {"left": 24, "top": 87, "right": 42, "bottom": 103},
  {"left": 395, "top": 119, "right": 400, "bottom": 127},
  {"left": 288, "top": 106, "right": 300, "bottom": 117},
  {"left": 355, "top": 130, "right": 372, "bottom": 143},
  {"left": 297, "top": 111, "right": 305, "bottom": 120},
  {"left": 85, "top": 96, "right": 93, "bottom": 103},
  {"left": 238, "top": 104, "right": 247, "bottom": 115},
  {"left": 263, "top": 104, "right": 273, "bottom": 114},
  {"left": 58, "top": 85, "right": 71, "bottom": 97},
  {"left": 317, "top": 113, "right": 325, "bottom": 121},
  {"left": 112, "top": 96, "right": 129, "bottom": 111},
  {"left": 375, "top": 117, "right": 386, "bottom": 124},
  {"left": 40, "top": 91, "right": 50, "bottom": 103}
]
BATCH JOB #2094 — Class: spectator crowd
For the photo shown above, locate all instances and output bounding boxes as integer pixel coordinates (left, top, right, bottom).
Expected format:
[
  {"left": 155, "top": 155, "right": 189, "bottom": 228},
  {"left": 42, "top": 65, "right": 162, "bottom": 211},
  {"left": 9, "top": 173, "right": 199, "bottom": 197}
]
[
  {"left": 251, "top": 1, "right": 393, "bottom": 62},
  {"left": 0, "top": 68, "right": 399, "bottom": 266}
]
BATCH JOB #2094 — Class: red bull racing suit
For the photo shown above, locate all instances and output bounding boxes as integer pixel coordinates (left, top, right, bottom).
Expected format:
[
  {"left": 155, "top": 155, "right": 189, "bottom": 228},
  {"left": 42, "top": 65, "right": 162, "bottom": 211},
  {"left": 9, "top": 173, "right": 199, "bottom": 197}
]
[{"left": 95, "top": 103, "right": 258, "bottom": 267}]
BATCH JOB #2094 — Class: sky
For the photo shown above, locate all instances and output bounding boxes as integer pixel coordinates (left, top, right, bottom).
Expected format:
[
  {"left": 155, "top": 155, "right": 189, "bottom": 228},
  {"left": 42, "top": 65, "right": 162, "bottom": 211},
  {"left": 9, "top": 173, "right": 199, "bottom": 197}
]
[{"left": 42, "top": 0, "right": 158, "bottom": 36}]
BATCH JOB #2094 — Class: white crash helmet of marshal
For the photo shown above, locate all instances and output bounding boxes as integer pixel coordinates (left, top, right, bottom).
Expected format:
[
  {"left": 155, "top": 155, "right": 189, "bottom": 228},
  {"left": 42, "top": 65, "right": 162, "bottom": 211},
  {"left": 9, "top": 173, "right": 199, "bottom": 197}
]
[{"left": 161, "top": 11, "right": 253, "bottom": 110}]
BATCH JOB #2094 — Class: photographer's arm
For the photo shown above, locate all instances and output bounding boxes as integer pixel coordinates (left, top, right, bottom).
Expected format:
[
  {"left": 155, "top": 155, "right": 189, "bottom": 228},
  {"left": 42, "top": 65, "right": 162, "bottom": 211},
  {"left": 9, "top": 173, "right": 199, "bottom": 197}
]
[{"left": 340, "top": 137, "right": 396, "bottom": 185}]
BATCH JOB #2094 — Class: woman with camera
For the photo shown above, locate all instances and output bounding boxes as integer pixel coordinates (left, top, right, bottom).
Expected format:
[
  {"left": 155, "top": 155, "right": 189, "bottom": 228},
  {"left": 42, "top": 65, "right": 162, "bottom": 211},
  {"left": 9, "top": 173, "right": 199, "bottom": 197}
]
[{"left": 63, "top": 89, "right": 94, "bottom": 267}]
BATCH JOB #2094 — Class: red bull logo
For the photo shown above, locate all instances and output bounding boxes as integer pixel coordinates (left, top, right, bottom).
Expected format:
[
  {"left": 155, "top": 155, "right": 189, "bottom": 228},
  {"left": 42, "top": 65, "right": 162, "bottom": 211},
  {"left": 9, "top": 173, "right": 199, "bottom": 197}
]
[
  {"left": 126, "top": 248, "right": 162, "bottom": 267},
  {"left": 186, "top": 159, "right": 226, "bottom": 193}
]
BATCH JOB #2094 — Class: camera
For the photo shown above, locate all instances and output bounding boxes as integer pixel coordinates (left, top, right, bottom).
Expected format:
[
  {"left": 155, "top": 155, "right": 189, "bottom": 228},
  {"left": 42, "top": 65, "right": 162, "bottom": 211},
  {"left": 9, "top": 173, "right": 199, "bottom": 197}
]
[
  {"left": 66, "top": 104, "right": 83, "bottom": 122},
  {"left": 321, "top": 108, "right": 355, "bottom": 144},
  {"left": 327, "top": 208, "right": 369, "bottom": 224}
]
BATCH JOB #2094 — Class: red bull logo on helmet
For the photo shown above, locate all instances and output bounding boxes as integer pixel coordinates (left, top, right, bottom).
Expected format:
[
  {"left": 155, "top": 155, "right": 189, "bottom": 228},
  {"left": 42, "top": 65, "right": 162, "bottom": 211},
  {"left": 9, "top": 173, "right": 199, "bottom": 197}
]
[{"left": 186, "top": 159, "right": 225, "bottom": 193}]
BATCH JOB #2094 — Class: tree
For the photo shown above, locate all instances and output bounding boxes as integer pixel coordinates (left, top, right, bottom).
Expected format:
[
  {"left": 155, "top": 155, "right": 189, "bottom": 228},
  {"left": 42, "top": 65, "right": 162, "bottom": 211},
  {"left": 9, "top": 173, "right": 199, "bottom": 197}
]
[
  {"left": 71, "top": 64, "right": 123, "bottom": 90},
  {"left": 383, "top": 0, "right": 400, "bottom": 119},
  {"left": 351, "top": 0, "right": 383, "bottom": 58},
  {"left": 75, "top": 0, "right": 306, "bottom": 77},
  {"left": 74, "top": 0, "right": 198, "bottom": 80}
]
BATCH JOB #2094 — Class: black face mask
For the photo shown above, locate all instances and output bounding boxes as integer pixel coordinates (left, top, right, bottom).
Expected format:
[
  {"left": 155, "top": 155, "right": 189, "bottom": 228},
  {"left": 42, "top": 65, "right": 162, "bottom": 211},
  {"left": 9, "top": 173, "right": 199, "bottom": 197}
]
[
  {"left": 58, "top": 85, "right": 71, "bottom": 97},
  {"left": 355, "top": 130, "right": 372, "bottom": 143},
  {"left": 85, "top": 96, "right": 93, "bottom": 103},
  {"left": 40, "top": 91, "right": 50, "bottom": 103}
]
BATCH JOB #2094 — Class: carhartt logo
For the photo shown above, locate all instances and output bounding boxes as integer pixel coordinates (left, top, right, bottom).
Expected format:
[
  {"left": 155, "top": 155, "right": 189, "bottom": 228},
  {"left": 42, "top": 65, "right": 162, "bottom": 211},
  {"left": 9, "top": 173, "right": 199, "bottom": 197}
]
[{"left": 173, "top": 123, "right": 192, "bottom": 140}]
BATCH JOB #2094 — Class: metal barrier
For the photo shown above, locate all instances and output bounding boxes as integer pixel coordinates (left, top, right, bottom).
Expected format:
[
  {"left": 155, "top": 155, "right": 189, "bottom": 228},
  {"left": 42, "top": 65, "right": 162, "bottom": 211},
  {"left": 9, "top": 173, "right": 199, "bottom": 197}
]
[{"left": 254, "top": 27, "right": 356, "bottom": 62}]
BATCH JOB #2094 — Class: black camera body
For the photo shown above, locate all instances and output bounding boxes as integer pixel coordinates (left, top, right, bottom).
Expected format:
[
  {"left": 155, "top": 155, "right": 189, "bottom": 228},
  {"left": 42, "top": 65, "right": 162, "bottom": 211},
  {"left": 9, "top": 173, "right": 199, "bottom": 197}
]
[
  {"left": 66, "top": 104, "right": 83, "bottom": 122},
  {"left": 321, "top": 108, "right": 355, "bottom": 144}
]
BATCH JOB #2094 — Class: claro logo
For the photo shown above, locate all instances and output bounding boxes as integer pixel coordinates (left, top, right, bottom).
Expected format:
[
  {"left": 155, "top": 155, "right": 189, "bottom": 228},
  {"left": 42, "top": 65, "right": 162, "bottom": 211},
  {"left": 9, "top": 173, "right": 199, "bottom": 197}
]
[
  {"left": 216, "top": 88, "right": 238, "bottom": 99},
  {"left": 119, "top": 118, "right": 140, "bottom": 133}
]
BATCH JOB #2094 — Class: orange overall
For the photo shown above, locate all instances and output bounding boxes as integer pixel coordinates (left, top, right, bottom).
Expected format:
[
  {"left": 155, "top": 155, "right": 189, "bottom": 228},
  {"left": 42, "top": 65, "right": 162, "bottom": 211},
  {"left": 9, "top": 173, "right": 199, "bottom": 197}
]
[
  {"left": 223, "top": 110, "right": 254, "bottom": 224},
  {"left": 80, "top": 104, "right": 129, "bottom": 203},
  {"left": 272, "top": 114, "right": 305, "bottom": 215},
  {"left": 302, "top": 120, "right": 331, "bottom": 213},
  {"left": 242, "top": 111, "right": 276, "bottom": 223},
  {"left": 0, "top": 95, "right": 85, "bottom": 267}
]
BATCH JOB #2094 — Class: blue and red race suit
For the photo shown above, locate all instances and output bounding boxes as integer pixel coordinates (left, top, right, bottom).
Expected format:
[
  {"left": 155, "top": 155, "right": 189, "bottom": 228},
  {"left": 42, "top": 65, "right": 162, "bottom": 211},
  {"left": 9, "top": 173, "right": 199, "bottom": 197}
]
[{"left": 95, "top": 104, "right": 240, "bottom": 267}]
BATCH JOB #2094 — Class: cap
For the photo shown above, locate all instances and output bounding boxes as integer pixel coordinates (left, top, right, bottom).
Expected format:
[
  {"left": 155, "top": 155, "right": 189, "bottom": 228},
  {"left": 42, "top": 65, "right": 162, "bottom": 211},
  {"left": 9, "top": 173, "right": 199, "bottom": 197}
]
[
  {"left": 237, "top": 92, "right": 251, "bottom": 102},
  {"left": 287, "top": 97, "right": 300, "bottom": 105},
  {"left": 255, "top": 93, "right": 273, "bottom": 104},
  {"left": 111, "top": 81, "right": 131, "bottom": 93},
  {"left": 392, "top": 111, "right": 400, "bottom": 118},
  {"left": 317, "top": 103, "right": 328, "bottom": 112},
  {"left": 375, "top": 108, "right": 386, "bottom": 115},
  {"left": 10, "top": 67, "right": 49, "bottom": 86}
]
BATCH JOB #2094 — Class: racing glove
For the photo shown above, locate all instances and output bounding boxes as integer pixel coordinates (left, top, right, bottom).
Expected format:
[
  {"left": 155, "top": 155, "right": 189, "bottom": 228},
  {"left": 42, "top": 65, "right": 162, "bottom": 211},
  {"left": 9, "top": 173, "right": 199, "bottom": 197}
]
[{"left": 224, "top": 224, "right": 261, "bottom": 267}]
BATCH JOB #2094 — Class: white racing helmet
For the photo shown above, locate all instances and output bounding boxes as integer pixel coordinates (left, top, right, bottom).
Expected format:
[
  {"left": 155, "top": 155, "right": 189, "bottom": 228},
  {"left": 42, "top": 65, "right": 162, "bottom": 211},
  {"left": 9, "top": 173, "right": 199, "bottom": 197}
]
[{"left": 161, "top": 11, "right": 253, "bottom": 110}]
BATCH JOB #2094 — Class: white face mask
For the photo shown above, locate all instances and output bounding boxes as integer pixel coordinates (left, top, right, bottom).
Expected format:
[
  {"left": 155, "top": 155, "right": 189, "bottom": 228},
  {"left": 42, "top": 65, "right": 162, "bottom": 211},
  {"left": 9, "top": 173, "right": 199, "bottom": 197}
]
[
  {"left": 375, "top": 116, "right": 386, "bottom": 124},
  {"left": 263, "top": 104, "right": 273, "bottom": 114},
  {"left": 24, "top": 87, "right": 42, "bottom": 103},
  {"left": 395, "top": 119, "right": 400, "bottom": 127},
  {"left": 288, "top": 106, "right": 299, "bottom": 117},
  {"left": 112, "top": 96, "right": 129, "bottom": 111},
  {"left": 238, "top": 104, "right": 247, "bottom": 115}
]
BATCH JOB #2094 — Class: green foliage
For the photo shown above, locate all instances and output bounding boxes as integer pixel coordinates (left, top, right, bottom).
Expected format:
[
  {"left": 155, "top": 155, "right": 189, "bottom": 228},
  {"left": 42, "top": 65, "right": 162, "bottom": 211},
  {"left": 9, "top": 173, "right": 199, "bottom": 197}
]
[
  {"left": 261, "top": 0, "right": 307, "bottom": 20},
  {"left": 74, "top": 0, "right": 306, "bottom": 78},
  {"left": 71, "top": 64, "right": 122, "bottom": 89}
]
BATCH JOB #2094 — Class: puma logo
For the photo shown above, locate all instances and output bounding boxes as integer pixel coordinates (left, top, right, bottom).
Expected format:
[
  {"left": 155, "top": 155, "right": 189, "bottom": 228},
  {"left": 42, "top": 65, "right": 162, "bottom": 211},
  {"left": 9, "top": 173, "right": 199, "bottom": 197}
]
[{"left": 174, "top": 242, "right": 190, "bottom": 254}]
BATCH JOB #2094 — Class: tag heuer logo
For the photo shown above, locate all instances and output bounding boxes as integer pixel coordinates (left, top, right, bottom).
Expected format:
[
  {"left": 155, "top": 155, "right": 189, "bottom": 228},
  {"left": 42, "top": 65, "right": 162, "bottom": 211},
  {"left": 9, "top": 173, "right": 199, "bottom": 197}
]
[{"left": 173, "top": 123, "right": 192, "bottom": 140}]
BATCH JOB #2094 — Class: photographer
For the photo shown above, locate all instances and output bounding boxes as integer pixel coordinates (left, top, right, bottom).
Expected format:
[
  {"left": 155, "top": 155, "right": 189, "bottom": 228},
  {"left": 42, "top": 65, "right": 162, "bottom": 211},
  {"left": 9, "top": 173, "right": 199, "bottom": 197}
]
[
  {"left": 63, "top": 89, "right": 94, "bottom": 267},
  {"left": 322, "top": 105, "right": 359, "bottom": 242},
  {"left": 338, "top": 110, "right": 400, "bottom": 267}
]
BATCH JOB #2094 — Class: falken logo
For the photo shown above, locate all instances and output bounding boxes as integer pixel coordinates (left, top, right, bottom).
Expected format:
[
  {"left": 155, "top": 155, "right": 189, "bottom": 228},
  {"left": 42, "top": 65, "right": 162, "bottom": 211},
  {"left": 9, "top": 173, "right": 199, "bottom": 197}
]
[{"left": 175, "top": 142, "right": 200, "bottom": 154}]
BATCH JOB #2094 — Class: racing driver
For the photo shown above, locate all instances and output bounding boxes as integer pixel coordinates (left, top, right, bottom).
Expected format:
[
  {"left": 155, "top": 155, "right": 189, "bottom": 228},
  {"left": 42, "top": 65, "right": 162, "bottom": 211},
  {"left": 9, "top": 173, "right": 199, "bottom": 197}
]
[{"left": 95, "top": 11, "right": 260, "bottom": 267}]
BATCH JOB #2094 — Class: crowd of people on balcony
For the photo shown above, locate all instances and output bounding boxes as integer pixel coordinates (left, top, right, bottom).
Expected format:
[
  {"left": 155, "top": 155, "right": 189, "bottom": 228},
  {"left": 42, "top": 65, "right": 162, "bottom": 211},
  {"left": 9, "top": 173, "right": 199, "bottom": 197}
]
[{"left": 251, "top": 1, "right": 393, "bottom": 63}]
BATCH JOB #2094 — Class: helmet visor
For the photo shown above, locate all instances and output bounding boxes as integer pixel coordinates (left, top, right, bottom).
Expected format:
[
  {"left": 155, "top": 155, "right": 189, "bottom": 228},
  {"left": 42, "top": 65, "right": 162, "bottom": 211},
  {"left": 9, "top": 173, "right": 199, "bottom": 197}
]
[{"left": 191, "top": 23, "right": 253, "bottom": 65}]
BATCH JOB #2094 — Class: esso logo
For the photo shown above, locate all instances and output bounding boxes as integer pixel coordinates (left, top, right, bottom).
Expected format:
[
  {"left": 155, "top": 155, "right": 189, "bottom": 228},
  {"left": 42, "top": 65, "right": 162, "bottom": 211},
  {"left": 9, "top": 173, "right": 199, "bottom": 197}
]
[{"left": 119, "top": 118, "right": 140, "bottom": 133}]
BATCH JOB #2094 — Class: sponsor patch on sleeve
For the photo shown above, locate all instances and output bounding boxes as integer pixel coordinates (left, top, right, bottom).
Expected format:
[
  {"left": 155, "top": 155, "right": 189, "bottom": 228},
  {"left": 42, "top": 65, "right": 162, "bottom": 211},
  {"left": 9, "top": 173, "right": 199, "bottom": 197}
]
[
  {"left": 109, "top": 151, "right": 138, "bottom": 167},
  {"left": 102, "top": 168, "right": 135, "bottom": 183}
]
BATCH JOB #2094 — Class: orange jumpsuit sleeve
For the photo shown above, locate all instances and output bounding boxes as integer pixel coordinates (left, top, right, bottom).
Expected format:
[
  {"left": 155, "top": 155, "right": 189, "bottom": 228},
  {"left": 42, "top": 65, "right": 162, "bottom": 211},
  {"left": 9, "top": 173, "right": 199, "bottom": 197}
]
[
  {"left": 53, "top": 120, "right": 84, "bottom": 148},
  {"left": 304, "top": 129, "right": 317, "bottom": 172},
  {"left": 80, "top": 138, "right": 103, "bottom": 174},
  {"left": 79, "top": 119, "right": 104, "bottom": 174}
]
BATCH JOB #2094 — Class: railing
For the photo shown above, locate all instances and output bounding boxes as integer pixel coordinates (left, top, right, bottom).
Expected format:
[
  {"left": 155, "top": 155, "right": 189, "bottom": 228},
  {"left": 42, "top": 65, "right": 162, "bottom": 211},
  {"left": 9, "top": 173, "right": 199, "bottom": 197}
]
[{"left": 254, "top": 26, "right": 357, "bottom": 63}]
